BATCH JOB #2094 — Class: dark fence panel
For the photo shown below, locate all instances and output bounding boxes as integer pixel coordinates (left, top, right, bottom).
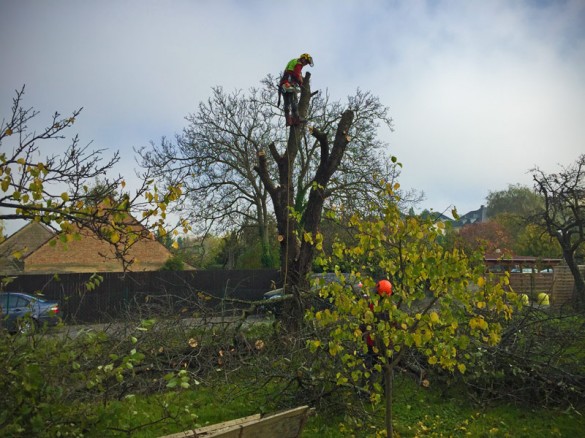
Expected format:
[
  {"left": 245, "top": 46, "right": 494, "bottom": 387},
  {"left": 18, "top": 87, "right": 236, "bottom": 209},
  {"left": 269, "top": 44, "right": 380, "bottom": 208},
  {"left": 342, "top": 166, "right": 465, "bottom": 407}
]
[{"left": 1, "top": 270, "right": 280, "bottom": 324}]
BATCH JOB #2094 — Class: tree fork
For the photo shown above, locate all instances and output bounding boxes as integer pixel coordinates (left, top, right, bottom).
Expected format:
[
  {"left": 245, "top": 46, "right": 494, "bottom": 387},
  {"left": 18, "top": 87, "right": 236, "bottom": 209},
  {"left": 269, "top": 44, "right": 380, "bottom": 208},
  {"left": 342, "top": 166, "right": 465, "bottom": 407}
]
[{"left": 255, "top": 73, "right": 356, "bottom": 330}]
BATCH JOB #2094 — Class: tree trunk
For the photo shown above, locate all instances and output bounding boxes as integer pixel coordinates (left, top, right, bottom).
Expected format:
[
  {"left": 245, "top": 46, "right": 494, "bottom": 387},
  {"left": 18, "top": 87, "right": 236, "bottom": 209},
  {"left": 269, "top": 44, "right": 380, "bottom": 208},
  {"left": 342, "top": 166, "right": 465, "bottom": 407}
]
[
  {"left": 562, "top": 248, "right": 585, "bottom": 309},
  {"left": 258, "top": 212, "right": 275, "bottom": 268},
  {"left": 385, "top": 364, "right": 394, "bottom": 437},
  {"left": 254, "top": 71, "right": 355, "bottom": 331}
]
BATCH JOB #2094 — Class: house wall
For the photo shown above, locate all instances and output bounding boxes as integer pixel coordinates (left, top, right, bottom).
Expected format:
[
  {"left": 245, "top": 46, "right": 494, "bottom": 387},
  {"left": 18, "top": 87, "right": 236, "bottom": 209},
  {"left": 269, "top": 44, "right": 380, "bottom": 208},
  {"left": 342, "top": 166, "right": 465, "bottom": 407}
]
[{"left": 24, "top": 230, "right": 171, "bottom": 273}]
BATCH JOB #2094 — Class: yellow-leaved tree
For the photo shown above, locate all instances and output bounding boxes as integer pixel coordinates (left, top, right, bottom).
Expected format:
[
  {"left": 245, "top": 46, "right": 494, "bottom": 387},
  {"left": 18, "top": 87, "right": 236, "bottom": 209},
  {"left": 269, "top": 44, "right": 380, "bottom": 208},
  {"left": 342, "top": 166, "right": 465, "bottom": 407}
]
[
  {"left": 1, "top": 86, "right": 188, "bottom": 269},
  {"left": 308, "top": 184, "right": 521, "bottom": 437}
]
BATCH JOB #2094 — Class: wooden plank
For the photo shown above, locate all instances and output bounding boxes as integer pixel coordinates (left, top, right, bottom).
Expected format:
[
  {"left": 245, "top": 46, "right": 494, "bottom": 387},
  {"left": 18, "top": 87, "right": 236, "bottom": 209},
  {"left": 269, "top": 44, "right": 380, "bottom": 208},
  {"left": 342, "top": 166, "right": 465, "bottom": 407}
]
[
  {"left": 239, "top": 406, "right": 310, "bottom": 438},
  {"left": 160, "top": 406, "right": 311, "bottom": 438},
  {"left": 162, "top": 414, "right": 262, "bottom": 438}
]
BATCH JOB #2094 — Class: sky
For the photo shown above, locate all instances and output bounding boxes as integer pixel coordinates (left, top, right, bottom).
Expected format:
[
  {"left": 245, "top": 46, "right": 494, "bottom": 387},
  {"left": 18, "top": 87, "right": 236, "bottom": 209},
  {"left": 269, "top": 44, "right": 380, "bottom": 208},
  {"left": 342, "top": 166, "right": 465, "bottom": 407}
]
[{"left": 1, "top": 0, "right": 584, "bottom": 234}]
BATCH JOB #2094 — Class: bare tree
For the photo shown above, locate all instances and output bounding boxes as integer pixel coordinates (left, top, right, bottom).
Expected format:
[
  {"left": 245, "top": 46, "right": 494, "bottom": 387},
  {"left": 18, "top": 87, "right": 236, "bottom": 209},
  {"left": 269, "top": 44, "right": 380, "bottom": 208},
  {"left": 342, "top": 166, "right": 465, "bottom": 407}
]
[
  {"left": 255, "top": 72, "right": 361, "bottom": 328},
  {"left": 138, "top": 85, "right": 278, "bottom": 267},
  {"left": 138, "top": 75, "right": 408, "bottom": 269},
  {"left": 531, "top": 155, "right": 585, "bottom": 309}
]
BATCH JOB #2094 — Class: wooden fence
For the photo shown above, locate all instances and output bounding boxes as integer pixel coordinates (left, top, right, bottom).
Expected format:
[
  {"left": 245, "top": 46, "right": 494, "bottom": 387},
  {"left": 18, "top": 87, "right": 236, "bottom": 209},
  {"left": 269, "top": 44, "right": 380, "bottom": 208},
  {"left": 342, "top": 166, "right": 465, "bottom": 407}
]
[
  {"left": 1, "top": 269, "right": 280, "bottom": 324},
  {"left": 3, "top": 266, "right": 582, "bottom": 323},
  {"left": 548, "top": 264, "right": 583, "bottom": 309},
  {"left": 505, "top": 265, "right": 583, "bottom": 309},
  {"left": 508, "top": 272, "right": 555, "bottom": 296}
]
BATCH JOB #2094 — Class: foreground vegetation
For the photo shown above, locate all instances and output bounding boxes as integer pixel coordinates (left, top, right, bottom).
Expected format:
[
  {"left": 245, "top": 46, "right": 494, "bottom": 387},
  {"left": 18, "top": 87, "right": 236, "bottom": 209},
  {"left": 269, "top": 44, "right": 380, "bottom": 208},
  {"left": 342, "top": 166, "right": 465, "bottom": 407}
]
[
  {"left": 68, "top": 371, "right": 582, "bottom": 438},
  {"left": 1, "top": 302, "right": 584, "bottom": 437},
  {"left": 2, "top": 190, "right": 583, "bottom": 436}
]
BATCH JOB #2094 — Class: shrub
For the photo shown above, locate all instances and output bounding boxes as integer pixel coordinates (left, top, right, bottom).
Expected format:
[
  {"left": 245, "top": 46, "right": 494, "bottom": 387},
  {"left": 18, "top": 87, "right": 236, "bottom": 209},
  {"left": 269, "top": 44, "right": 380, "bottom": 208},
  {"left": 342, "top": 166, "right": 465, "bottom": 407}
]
[{"left": 160, "top": 255, "right": 185, "bottom": 271}]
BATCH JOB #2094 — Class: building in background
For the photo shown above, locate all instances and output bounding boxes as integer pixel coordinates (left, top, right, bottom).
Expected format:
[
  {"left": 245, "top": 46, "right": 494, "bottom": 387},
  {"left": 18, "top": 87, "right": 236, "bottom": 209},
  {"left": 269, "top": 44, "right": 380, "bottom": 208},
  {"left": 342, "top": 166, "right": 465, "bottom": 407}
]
[{"left": 0, "top": 221, "right": 172, "bottom": 275}]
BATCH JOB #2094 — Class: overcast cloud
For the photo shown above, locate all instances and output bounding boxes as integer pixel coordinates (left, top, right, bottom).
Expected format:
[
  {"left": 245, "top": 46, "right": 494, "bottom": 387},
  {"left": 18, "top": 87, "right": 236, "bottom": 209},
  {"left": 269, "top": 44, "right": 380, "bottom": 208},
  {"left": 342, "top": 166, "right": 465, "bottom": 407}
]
[{"left": 1, "top": 0, "right": 584, "bottom": 234}]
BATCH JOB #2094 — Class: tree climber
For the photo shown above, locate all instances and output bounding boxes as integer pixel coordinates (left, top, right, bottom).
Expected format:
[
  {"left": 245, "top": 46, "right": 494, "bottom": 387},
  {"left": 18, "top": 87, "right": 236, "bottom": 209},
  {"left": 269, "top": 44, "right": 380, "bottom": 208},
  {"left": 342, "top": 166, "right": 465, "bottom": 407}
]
[{"left": 278, "top": 53, "right": 314, "bottom": 127}]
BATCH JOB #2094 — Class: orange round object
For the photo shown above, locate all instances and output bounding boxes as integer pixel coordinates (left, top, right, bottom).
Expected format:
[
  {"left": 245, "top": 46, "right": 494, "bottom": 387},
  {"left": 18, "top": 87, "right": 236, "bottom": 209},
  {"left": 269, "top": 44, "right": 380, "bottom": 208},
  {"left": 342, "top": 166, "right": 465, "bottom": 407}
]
[{"left": 376, "top": 279, "right": 393, "bottom": 296}]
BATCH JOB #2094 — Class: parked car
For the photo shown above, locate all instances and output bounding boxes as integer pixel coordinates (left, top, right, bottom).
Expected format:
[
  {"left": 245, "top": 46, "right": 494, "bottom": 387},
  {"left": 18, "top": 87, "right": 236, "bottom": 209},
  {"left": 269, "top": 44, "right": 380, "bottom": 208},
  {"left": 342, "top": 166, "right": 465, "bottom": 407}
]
[
  {"left": 312, "top": 272, "right": 363, "bottom": 294},
  {"left": 261, "top": 273, "right": 363, "bottom": 316},
  {"left": 0, "top": 292, "right": 61, "bottom": 333}
]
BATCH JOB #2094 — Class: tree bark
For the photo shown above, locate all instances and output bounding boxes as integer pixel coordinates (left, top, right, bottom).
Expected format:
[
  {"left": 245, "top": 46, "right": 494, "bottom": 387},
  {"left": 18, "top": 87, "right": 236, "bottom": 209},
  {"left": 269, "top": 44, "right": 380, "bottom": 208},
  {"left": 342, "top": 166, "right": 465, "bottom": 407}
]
[
  {"left": 562, "top": 247, "right": 585, "bottom": 308},
  {"left": 385, "top": 364, "right": 394, "bottom": 438},
  {"left": 254, "top": 72, "right": 355, "bottom": 330}
]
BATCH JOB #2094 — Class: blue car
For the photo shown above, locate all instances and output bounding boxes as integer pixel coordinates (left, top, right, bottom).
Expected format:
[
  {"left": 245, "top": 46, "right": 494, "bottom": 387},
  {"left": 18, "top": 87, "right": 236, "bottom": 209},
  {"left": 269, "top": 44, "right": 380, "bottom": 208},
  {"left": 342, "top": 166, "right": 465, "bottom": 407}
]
[{"left": 0, "top": 292, "right": 61, "bottom": 334}]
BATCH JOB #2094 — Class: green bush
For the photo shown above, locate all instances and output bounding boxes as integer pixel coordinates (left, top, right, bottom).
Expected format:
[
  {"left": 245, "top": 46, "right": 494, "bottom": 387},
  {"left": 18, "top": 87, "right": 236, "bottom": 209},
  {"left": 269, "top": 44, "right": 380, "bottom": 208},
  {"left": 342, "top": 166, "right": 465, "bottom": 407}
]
[
  {"left": 160, "top": 255, "right": 185, "bottom": 271},
  {"left": 440, "top": 308, "right": 585, "bottom": 406},
  {"left": 0, "top": 319, "right": 201, "bottom": 437},
  {"left": 0, "top": 330, "right": 103, "bottom": 436}
]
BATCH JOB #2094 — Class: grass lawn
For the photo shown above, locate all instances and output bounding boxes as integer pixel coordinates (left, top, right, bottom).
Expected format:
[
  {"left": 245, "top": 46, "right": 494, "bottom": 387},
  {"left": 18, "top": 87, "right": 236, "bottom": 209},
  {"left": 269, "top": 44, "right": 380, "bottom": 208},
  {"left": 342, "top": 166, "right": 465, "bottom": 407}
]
[
  {"left": 303, "top": 375, "right": 584, "bottom": 437},
  {"left": 97, "top": 372, "right": 584, "bottom": 437}
]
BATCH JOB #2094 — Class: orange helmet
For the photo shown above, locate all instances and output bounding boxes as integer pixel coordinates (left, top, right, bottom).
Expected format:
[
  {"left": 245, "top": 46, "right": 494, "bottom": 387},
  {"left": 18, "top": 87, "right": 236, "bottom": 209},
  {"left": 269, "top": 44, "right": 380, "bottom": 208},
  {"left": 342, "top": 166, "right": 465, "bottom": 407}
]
[{"left": 376, "top": 279, "right": 392, "bottom": 296}]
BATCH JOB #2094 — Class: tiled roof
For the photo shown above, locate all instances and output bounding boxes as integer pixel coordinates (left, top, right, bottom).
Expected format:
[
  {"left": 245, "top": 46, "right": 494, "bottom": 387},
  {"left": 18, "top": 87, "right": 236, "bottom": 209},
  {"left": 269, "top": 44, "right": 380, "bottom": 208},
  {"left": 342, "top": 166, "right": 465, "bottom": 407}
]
[{"left": 0, "top": 222, "right": 55, "bottom": 274}]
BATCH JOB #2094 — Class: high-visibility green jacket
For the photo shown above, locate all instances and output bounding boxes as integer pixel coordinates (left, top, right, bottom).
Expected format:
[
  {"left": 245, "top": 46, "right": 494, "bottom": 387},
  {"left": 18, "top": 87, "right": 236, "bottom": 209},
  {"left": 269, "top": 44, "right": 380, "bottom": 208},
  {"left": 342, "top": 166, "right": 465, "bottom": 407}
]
[{"left": 281, "top": 58, "right": 304, "bottom": 86}]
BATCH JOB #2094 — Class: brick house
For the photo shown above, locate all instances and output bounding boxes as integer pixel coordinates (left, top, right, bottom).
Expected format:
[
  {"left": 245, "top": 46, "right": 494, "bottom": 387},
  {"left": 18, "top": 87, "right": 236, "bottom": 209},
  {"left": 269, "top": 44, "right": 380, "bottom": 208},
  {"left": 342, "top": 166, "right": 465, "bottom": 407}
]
[
  {"left": 0, "top": 222, "right": 55, "bottom": 275},
  {"left": 0, "top": 220, "right": 173, "bottom": 274}
]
